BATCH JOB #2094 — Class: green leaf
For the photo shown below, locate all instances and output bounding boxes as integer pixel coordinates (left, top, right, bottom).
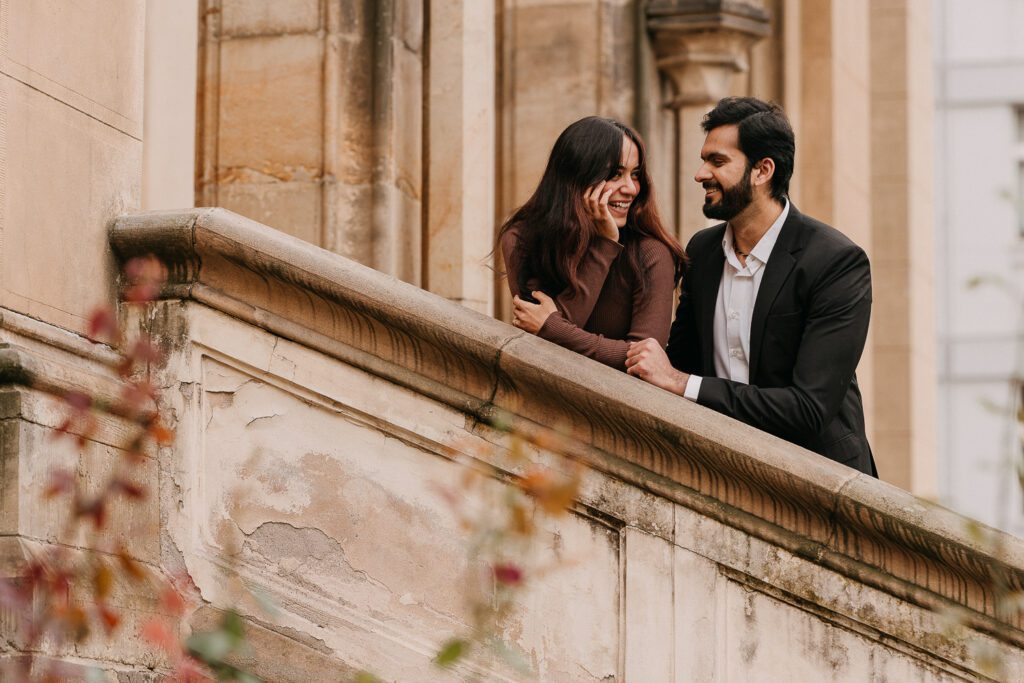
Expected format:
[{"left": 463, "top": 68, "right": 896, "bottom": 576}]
[
  {"left": 221, "top": 609, "right": 246, "bottom": 640},
  {"left": 352, "top": 673, "right": 384, "bottom": 683},
  {"left": 187, "top": 630, "right": 235, "bottom": 662},
  {"left": 434, "top": 638, "right": 470, "bottom": 667}
]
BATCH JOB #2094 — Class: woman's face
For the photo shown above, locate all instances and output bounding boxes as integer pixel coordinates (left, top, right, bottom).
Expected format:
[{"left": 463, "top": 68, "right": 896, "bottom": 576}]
[{"left": 606, "top": 136, "right": 641, "bottom": 228}]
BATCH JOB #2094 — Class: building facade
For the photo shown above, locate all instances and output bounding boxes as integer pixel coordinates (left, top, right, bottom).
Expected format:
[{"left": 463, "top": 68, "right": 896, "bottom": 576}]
[
  {"left": 6, "top": 1, "right": 1013, "bottom": 680},
  {"left": 934, "top": 0, "right": 1024, "bottom": 534}
]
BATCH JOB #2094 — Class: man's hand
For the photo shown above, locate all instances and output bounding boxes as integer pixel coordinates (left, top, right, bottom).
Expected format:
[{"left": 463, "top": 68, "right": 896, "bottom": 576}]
[
  {"left": 626, "top": 338, "right": 689, "bottom": 395},
  {"left": 512, "top": 291, "right": 557, "bottom": 334}
]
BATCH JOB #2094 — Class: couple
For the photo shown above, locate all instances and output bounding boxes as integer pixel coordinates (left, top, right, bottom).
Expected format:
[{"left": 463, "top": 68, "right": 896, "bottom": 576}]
[{"left": 499, "top": 97, "right": 877, "bottom": 477}]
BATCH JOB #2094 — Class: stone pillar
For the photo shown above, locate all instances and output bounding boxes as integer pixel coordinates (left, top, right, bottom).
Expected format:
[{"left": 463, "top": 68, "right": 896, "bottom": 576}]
[
  {"left": 645, "top": 1, "right": 771, "bottom": 245},
  {"left": 143, "top": 0, "right": 199, "bottom": 210},
  {"left": 196, "top": 0, "right": 425, "bottom": 284},
  {"left": 424, "top": 0, "right": 496, "bottom": 315},
  {"left": 367, "top": 0, "right": 424, "bottom": 283},
  {"left": 790, "top": 0, "right": 877, "bottom": 465},
  {"left": 868, "top": 0, "right": 936, "bottom": 495}
]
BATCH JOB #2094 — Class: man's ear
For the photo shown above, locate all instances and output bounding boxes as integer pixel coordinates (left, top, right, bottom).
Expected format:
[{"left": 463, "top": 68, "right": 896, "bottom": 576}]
[{"left": 753, "top": 157, "right": 776, "bottom": 189}]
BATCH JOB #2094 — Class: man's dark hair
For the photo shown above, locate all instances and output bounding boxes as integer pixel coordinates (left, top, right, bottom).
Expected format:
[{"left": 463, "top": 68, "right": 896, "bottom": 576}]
[{"left": 702, "top": 97, "right": 795, "bottom": 201}]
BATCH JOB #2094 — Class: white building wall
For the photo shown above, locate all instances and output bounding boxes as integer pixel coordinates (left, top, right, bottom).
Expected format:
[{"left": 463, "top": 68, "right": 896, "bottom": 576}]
[{"left": 935, "top": 0, "right": 1024, "bottom": 534}]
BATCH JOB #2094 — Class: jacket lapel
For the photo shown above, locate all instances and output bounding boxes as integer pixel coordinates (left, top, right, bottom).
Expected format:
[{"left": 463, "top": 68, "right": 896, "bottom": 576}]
[
  {"left": 748, "top": 206, "right": 804, "bottom": 378},
  {"left": 698, "top": 233, "right": 725, "bottom": 376}
]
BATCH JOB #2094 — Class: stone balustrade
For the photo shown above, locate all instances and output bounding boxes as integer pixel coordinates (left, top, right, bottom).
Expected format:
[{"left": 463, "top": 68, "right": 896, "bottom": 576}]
[
  {"left": 101, "top": 207, "right": 1024, "bottom": 680},
  {"left": 1, "top": 206, "right": 1011, "bottom": 679}
]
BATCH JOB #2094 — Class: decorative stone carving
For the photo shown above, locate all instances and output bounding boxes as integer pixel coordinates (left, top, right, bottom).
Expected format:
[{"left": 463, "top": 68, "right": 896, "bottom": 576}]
[{"left": 646, "top": 0, "right": 771, "bottom": 108}]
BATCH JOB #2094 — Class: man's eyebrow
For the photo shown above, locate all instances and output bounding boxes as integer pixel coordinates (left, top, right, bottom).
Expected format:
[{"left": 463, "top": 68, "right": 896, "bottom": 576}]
[{"left": 701, "top": 151, "right": 729, "bottom": 161}]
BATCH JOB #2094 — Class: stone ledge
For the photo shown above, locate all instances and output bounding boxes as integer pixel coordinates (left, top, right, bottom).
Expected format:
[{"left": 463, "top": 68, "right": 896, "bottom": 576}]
[{"left": 110, "top": 208, "right": 1024, "bottom": 644}]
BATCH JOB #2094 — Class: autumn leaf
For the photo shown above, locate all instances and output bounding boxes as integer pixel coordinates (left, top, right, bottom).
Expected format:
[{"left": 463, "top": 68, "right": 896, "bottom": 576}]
[
  {"left": 122, "top": 255, "right": 167, "bottom": 303},
  {"left": 76, "top": 498, "right": 107, "bottom": 529},
  {"left": 43, "top": 469, "right": 75, "bottom": 499},
  {"left": 97, "top": 603, "right": 121, "bottom": 635},
  {"left": 64, "top": 391, "right": 92, "bottom": 412},
  {"left": 87, "top": 308, "right": 119, "bottom": 343},
  {"left": 141, "top": 618, "right": 178, "bottom": 653},
  {"left": 159, "top": 584, "right": 186, "bottom": 616},
  {"left": 111, "top": 477, "right": 147, "bottom": 500},
  {"left": 510, "top": 503, "right": 533, "bottom": 535},
  {"left": 116, "top": 547, "right": 148, "bottom": 582},
  {"left": 149, "top": 420, "right": 174, "bottom": 445},
  {"left": 493, "top": 563, "right": 524, "bottom": 586},
  {"left": 519, "top": 466, "right": 578, "bottom": 516},
  {"left": 93, "top": 561, "right": 113, "bottom": 600}
]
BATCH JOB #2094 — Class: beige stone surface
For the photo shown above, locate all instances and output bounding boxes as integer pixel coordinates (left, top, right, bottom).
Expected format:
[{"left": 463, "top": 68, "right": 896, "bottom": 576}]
[
  {"left": 216, "top": 33, "right": 323, "bottom": 172},
  {"left": 622, "top": 529, "right": 673, "bottom": 681},
  {"left": 869, "top": 0, "right": 937, "bottom": 495},
  {"left": 143, "top": 0, "right": 199, "bottom": 211},
  {"left": 426, "top": 0, "right": 496, "bottom": 313},
  {"left": 0, "top": 76, "right": 141, "bottom": 335},
  {"left": 218, "top": 181, "right": 322, "bottom": 245},
  {"left": 220, "top": 0, "right": 322, "bottom": 37},
  {"left": 2, "top": 0, "right": 145, "bottom": 136}
]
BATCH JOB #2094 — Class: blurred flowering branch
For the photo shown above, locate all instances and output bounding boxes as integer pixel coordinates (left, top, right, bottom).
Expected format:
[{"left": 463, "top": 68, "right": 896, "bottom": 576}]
[
  {"left": 0, "top": 255, "right": 258, "bottom": 682},
  {"left": 430, "top": 419, "right": 582, "bottom": 677}
]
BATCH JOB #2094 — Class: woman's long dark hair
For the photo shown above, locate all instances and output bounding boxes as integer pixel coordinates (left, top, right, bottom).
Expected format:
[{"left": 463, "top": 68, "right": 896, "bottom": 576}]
[{"left": 498, "top": 116, "right": 685, "bottom": 298}]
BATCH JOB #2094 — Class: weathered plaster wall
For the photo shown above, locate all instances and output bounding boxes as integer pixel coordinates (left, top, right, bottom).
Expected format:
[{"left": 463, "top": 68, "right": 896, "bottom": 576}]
[{"left": 105, "top": 208, "right": 1024, "bottom": 681}]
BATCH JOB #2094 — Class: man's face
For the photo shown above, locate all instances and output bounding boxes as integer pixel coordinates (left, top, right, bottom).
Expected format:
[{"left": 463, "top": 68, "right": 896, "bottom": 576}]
[{"left": 694, "top": 124, "right": 754, "bottom": 221}]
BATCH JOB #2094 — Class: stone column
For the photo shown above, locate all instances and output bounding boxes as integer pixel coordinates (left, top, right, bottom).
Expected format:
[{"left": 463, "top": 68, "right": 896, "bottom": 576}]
[
  {"left": 425, "top": 0, "right": 496, "bottom": 315},
  {"left": 791, "top": 0, "right": 877, "bottom": 466},
  {"left": 868, "top": 0, "right": 936, "bottom": 495},
  {"left": 196, "top": 0, "right": 425, "bottom": 284},
  {"left": 645, "top": 1, "right": 771, "bottom": 245},
  {"left": 143, "top": 0, "right": 199, "bottom": 211}
]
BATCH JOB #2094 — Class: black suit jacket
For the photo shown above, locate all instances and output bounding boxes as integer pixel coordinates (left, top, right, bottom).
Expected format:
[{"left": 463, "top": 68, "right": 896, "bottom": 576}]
[{"left": 667, "top": 204, "right": 877, "bottom": 476}]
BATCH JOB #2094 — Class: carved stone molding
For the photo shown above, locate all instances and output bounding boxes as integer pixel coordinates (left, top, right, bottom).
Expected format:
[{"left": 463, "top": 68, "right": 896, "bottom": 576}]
[{"left": 646, "top": 0, "right": 771, "bottom": 108}]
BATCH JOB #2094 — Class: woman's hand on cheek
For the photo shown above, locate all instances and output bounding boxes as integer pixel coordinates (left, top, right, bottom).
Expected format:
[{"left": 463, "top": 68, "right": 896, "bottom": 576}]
[
  {"left": 586, "top": 181, "right": 619, "bottom": 242},
  {"left": 512, "top": 292, "right": 558, "bottom": 334}
]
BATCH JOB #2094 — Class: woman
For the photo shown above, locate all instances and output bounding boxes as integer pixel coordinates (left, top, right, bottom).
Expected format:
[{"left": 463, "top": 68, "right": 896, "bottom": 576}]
[{"left": 498, "top": 116, "right": 685, "bottom": 371}]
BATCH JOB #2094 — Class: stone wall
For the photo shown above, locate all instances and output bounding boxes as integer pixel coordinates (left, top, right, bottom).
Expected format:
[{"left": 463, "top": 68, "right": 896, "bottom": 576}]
[
  {"left": 196, "top": 0, "right": 424, "bottom": 282},
  {"left": 0, "top": 0, "right": 143, "bottom": 334},
  {"left": 93, "top": 207, "right": 1024, "bottom": 681}
]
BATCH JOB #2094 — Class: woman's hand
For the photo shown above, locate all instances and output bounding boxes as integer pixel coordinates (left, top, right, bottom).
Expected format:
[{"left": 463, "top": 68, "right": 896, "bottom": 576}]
[
  {"left": 585, "top": 180, "right": 619, "bottom": 242},
  {"left": 512, "top": 292, "right": 558, "bottom": 334}
]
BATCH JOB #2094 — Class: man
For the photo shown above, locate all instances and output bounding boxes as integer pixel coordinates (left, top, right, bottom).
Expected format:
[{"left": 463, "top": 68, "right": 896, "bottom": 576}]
[{"left": 625, "top": 97, "right": 877, "bottom": 476}]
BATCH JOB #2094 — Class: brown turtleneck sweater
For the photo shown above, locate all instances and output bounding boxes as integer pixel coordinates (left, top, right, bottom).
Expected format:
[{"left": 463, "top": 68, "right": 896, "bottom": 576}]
[{"left": 500, "top": 225, "right": 677, "bottom": 370}]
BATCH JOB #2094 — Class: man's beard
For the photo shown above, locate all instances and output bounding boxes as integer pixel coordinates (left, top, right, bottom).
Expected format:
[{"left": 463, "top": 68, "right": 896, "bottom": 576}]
[{"left": 702, "top": 166, "right": 753, "bottom": 221}]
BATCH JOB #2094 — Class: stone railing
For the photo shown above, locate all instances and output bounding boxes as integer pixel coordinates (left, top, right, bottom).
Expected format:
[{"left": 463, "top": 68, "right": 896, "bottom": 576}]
[{"left": 102, "top": 207, "right": 1024, "bottom": 680}]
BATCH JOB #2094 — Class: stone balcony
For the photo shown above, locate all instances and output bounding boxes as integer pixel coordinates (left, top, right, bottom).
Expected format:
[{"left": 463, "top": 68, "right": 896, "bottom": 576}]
[{"left": 3, "top": 207, "right": 1021, "bottom": 679}]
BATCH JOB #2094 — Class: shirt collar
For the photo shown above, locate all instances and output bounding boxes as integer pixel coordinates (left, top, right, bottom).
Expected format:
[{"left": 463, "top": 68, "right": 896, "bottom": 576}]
[{"left": 722, "top": 199, "right": 790, "bottom": 271}]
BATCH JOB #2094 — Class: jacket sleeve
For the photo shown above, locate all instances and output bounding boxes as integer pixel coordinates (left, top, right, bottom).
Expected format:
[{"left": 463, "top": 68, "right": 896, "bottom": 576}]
[
  {"left": 538, "top": 240, "right": 677, "bottom": 370},
  {"left": 696, "top": 244, "right": 872, "bottom": 442},
  {"left": 666, "top": 257, "right": 702, "bottom": 374}
]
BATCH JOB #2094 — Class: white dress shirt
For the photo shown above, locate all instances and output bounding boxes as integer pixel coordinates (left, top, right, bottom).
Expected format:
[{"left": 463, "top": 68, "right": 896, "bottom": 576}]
[{"left": 683, "top": 201, "right": 790, "bottom": 401}]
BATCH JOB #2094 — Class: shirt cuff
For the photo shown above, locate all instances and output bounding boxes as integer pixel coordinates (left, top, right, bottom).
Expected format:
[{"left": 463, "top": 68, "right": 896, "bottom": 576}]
[{"left": 683, "top": 374, "right": 702, "bottom": 401}]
